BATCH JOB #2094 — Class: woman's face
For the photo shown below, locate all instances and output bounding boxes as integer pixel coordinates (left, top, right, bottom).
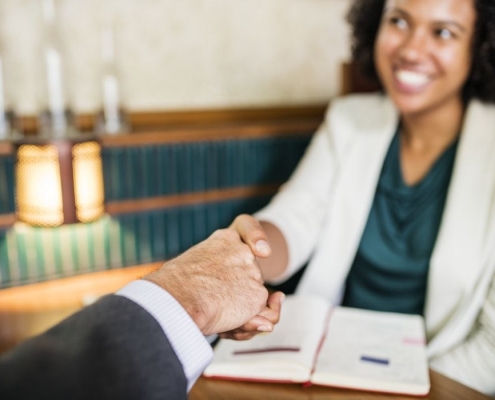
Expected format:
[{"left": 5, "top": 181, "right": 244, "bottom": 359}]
[{"left": 374, "top": 0, "right": 476, "bottom": 117}]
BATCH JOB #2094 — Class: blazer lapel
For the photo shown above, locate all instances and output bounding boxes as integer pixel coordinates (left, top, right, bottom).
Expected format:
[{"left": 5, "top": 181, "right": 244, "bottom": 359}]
[
  {"left": 298, "top": 95, "right": 399, "bottom": 302},
  {"left": 425, "top": 100, "right": 495, "bottom": 338}
]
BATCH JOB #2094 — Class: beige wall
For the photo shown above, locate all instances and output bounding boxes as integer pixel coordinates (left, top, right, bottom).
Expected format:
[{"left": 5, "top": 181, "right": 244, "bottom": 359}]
[{"left": 0, "top": 0, "right": 351, "bottom": 115}]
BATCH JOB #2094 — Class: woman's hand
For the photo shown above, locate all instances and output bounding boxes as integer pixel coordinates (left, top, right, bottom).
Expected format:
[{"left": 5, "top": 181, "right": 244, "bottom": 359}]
[
  {"left": 229, "top": 213, "right": 290, "bottom": 283},
  {"left": 221, "top": 215, "right": 286, "bottom": 340},
  {"left": 229, "top": 214, "right": 272, "bottom": 258}
]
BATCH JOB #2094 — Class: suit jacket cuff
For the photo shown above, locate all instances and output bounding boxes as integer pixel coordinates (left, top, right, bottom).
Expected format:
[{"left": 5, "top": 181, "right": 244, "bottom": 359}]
[{"left": 117, "top": 280, "right": 213, "bottom": 391}]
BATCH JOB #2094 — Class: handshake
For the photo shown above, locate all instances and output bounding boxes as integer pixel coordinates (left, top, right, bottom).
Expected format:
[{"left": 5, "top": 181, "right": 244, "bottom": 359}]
[
  {"left": 0, "top": 214, "right": 284, "bottom": 400},
  {"left": 144, "top": 214, "right": 285, "bottom": 340}
]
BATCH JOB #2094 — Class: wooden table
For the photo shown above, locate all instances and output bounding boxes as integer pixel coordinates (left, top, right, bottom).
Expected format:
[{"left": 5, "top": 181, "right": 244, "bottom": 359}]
[
  {"left": 189, "top": 370, "right": 491, "bottom": 400},
  {"left": 1, "top": 267, "right": 492, "bottom": 400}
]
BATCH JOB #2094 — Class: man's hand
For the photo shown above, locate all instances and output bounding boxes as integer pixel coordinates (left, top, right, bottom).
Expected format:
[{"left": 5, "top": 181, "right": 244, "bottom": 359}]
[{"left": 143, "top": 228, "right": 280, "bottom": 336}]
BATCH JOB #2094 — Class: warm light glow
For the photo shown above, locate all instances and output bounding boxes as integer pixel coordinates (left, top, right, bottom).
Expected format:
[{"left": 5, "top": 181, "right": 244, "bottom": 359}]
[
  {"left": 15, "top": 139, "right": 105, "bottom": 227},
  {"left": 72, "top": 141, "right": 105, "bottom": 223},
  {"left": 15, "top": 144, "right": 64, "bottom": 226}
]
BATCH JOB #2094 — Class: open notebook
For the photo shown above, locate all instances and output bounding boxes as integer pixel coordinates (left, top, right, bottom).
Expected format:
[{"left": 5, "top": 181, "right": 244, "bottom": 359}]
[{"left": 204, "top": 295, "right": 430, "bottom": 396}]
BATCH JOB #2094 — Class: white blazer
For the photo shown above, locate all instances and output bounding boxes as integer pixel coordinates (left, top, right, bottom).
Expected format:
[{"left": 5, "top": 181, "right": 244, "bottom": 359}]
[{"left": 256, "top": 94, "right": 495, "bottom": 395}]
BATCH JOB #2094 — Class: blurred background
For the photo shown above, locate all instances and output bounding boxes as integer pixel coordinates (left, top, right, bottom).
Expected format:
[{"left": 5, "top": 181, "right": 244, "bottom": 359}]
[
  {"left": 0, "top": 0, "right": 353, "bottom": 352},
  {"left": 0, "top": 0, "right": 350, "bottom": 114}
]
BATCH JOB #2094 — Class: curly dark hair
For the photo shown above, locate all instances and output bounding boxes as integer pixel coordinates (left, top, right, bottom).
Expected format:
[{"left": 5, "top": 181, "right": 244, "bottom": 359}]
[{"left": 347, "top": 0, "right": 495, "bottom": 103}]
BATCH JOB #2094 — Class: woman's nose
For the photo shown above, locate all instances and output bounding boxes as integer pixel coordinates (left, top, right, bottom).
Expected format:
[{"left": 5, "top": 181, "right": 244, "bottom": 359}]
[{"left": 398, "top": 30, "right": 429, "bottom": 63}]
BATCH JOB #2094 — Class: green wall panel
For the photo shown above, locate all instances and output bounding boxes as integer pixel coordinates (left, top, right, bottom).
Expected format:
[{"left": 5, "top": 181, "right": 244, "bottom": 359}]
[{"left": 0, "top": 133, "right": 310, "bottom": 288}]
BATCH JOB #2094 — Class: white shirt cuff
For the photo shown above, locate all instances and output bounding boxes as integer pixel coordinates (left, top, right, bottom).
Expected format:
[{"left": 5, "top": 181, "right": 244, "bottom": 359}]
[{"left": 116, "top": 280, "right": 213, "bottom": 391}]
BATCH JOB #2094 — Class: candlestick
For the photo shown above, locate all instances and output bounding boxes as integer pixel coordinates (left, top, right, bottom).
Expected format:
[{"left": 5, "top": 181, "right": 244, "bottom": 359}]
[
  {"left": 0, "top": 53, "right": 17, "bottom": 140},
  {"left": 96, "top": 25, "right": 129, "bottom": 135},
  {"left": 45, "top": 47, "right": 65, "bottom": 120},
  {"left": 39, "top": 0, "right": 74, "bottom": 138},
  {"left": 0, "top": 55, "right": 9, "bottom": 139}
]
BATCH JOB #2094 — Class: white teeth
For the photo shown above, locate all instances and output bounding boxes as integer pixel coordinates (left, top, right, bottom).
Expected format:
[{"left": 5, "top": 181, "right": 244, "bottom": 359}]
[{"left": 395, "top": 70, "right": 430, "bottom": 87}]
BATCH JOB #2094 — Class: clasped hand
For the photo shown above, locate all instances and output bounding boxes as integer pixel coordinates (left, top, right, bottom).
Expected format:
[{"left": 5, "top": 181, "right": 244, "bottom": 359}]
[
  {"left": 144, "top": 214, "right": 284, "bottom": 340},
  {"left": 219, "top": 214, "right": 284, "bottom": 340}
]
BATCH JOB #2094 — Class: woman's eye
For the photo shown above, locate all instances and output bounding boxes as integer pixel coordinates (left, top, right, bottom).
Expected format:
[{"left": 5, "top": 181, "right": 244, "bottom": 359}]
[
  {"left": 389, "top": 16, "right": 408, "bottom": 30},
  {"left": 436, "top": 28, "right": 454, "bottom": 40}
]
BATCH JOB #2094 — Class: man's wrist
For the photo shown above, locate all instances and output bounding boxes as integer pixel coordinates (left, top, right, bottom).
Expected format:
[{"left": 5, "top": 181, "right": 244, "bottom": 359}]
[
  {"left": 116, "top": 280, "right": 213, "bottom": 391},
  {"left": 142, "top": 272, "right": 208, "bottom": 334}
]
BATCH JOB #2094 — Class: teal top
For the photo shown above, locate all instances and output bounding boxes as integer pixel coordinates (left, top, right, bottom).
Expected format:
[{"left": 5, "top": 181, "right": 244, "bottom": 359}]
[{"left": 342, "top": 130, "right": 458, "bottom": 315}]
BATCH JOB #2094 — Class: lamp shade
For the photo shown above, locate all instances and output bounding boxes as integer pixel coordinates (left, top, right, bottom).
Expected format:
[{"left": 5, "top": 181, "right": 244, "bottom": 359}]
[{"left": 14, "top": 137, "right": 105, "bottom": 227}]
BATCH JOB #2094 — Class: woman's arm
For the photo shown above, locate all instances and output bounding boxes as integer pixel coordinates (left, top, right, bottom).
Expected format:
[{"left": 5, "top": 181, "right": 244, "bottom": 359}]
[
  {"left": 231, "top": 96, "right": 364, "bottom": 283},
  {"left": 238, "top": 116, "right": 341, "bottom": 283}
]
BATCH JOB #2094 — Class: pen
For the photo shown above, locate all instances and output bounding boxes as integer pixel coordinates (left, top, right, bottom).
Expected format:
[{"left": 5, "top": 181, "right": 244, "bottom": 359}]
[
  {"left": 360, "top": 355, "right": 389, "bottom": 365},
  {"left": 233, "top": 347, "right": 301, "bottom": 355}
]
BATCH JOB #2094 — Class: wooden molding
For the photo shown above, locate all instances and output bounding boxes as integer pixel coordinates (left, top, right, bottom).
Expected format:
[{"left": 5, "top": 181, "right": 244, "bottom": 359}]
[
  {"left": 106, "top": 184, "right": 281, "bottom": 215},
  {"left": 0, "top": 105, "right": 324, "bottom": 153},
  {"left": 127, "top": 104, "right": 326, "bottom": 128},
  {"left": 100, "top": 120, "right": 317, "bottom": 147},
  {"left": 16, "top": 105, "right": 326, "bottom": 135},
  {"left": 0, "top": 120, "right": 317, "bottom": 153}
]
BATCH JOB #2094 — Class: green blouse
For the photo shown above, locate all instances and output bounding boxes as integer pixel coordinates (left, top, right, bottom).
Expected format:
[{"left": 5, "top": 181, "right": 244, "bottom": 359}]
[{"left": 342, "top": 131, "right": 458, "bottom": 315}]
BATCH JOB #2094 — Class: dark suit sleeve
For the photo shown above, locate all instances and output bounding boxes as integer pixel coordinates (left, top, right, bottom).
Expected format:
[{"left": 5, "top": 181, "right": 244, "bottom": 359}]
[{"left": 0, "top": 295, "right": 187, "bottom": 400}]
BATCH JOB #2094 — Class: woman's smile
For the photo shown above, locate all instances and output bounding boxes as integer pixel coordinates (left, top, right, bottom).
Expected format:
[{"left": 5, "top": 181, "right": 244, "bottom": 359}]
[{"left": 393, "top": 68, "right": 433, "bottom": 93}]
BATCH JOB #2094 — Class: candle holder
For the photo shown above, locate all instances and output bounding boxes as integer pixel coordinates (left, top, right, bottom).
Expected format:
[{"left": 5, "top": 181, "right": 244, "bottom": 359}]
[
  {"left": 14, "top": 135, "right": 105, "bottom": 227},
  {"left": 39, "top": 109, "right": 77, "bottom": 138}
]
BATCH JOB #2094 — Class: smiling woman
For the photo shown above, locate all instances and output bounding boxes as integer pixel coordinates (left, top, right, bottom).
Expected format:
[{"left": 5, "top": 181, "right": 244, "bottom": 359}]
[
  {"left": 348, "top": 0, "right": 495, "bottom": 104},
  {"left": 225, "top": 0, "right": 495, "bottom": 396},
  {"left": 372, "top": 0, "right": 475, "bottom": 185},
  {"left": 374, "top": 0, "right": 474, "bottom": 120}
]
